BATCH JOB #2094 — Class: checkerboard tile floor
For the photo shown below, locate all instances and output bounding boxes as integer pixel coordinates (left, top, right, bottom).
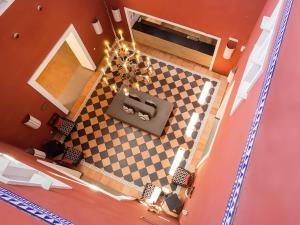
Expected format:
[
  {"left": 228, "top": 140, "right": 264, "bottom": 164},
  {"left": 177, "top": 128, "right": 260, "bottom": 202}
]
[{"left": 65, "top": 55, "right": 220, "bottom": 192}]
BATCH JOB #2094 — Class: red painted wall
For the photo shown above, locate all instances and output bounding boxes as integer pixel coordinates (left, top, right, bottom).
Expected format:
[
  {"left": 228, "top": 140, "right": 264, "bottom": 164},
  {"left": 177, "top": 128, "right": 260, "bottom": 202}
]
[
  {"left": 0, "top": 200, "right": 43, "bottom": 225},
  {"left": 0, "top": 143, "right": 179, "bottom": 225},
  {"left": 234, "top": 1, "right": 300, "bottom": 224},
  {"left": 0, "top": 0, "right": 114, "bottom": 149},
  {"left": 110, "top": 0, "right": 267, "bottom": 75},
  {"left": 179, "top": 0, "right": 283, "bottom": 224},
  {"left": 1, "top": 1, "right": 293, "bottom": 225},
  {"left": 0, "top": 0, "right": 269, "bottom": 152}
]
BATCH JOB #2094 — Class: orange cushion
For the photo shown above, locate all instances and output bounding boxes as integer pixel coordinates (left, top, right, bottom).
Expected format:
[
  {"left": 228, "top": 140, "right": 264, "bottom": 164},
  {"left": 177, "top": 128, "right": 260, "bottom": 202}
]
[
  {"left": 184, "top": 174, "right": 191, "bottom": 186},
  {"left": 61, "top": 158, "right": 73, "bottom": 165},
  {"left": 54, "top": 118, "right": 63, "bottom": 128}
]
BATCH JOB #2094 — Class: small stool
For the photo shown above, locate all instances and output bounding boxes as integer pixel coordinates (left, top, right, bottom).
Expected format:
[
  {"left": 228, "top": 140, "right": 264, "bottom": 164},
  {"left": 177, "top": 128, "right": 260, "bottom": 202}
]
[{"left": 164, "top": 193, "right": 183, "bottom": 214}]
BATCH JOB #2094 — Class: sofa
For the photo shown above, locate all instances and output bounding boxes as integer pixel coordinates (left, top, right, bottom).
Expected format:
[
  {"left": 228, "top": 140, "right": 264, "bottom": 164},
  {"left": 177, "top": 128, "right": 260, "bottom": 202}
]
[{"left": 107, "top": 85, "right": 174, "bottom": 136}]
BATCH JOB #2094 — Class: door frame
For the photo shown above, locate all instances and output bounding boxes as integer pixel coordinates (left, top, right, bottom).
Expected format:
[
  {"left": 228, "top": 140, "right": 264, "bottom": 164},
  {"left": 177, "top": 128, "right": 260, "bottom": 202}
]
[{"left": 27, "top": 24, "right": 96, "bottom": 114}]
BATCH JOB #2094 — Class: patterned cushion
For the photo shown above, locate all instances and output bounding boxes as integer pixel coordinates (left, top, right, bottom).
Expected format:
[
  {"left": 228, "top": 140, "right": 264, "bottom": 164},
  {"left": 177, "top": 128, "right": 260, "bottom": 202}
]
[
  {"left": 142, "top": 183, "right": 155, "bottom": 199},
  {"left": 54, "top": 118, "right": 63, "bottom": 128},
  {"left": 122, "top": 105, "right": 134, "bottom": 114},
  {"left": 172, "top": 167, "right": 192, "bottom": 187},
  {"left": 57, "top": 120, "right": 75, "bottom": 136},
  {"left": 62, "top": 148, "right": 83, "bottom": 165},
  {"left": 138, "top": 112, "right": 150, "bottom": 121}
]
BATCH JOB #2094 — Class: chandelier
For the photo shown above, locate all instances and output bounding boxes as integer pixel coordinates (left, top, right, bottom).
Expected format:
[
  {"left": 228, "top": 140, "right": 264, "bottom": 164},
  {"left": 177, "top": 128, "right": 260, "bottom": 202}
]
[{"left": 100, "top": 30, "right": 153, "bottom": 93}]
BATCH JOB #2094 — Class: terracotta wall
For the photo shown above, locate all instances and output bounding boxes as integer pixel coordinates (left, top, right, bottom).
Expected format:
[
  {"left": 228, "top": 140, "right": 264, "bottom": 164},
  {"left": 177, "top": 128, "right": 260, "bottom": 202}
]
[
  {"left": 109, "top": 0, "right": 267, "bottom": 75},
  {"left": 0, "top": 0, "right": 114, "bottom": 149},
  {"left": 0, "top": 0, "right": 269, "bottom": 151},
  {"left": 234, "top": 0, "right": 300, "bottom": 224},
  {"left": 179, "top": 0, "right": 283, "bottom": 224},
  {"left": 0, "top": 1, "right": 290, "bottom": 224},
  {"left": 0, "top": 142, "right": 179, "bottom": 225}
]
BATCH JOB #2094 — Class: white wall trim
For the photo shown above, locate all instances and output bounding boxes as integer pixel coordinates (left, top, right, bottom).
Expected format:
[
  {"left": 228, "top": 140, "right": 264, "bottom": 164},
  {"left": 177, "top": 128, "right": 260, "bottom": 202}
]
[
  {"left": 230, "top": 0, "right": 283, "bottom": 115},
  {"left": 0, "top": 0, "right": 14, "bottom": 16},
  {"left": 37, "top": 159, "right": 136, "bottom": 201},
  {"left": 0, "top": 153, "right": 71, "bottom": 190},
  {"left": 196, "top": 81, "right": 235, "bottom": 170},
  {"left": 27, "top": 24, "right": 96, "bottom": 115},
  {"left": 124, "top": 7, "right": 221, "bottom": 71},
  {"left": 71, "top": 42, "right": 119, "bottom": 120}
]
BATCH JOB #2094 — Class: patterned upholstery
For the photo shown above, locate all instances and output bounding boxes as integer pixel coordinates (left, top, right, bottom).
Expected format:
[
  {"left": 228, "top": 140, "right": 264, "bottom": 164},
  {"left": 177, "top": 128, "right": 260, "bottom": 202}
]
[
  {"left": 172, "top": 167, "right": 194, "bottom": 187},
  {"left": 61, "top": 148, "right": 83, "bottom": 166},
  {"left": 138, "top": 112, "right": 150, "bottom": 121},
  {"left": 141, "top": 183, "right": 155, "bottom": 199},
  {"left": 122, "top": 105, "right": 134, "bottom": 114},
  {"left": 57, "top": 120, "right": 75, "bottom": 136},
  {"left": 48, "top": 113, "right": 75, "bottom": 136}
]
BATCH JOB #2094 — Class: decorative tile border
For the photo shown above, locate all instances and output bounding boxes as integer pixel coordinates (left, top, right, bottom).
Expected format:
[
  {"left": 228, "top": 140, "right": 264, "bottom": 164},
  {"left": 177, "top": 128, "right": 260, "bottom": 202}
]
[
  {"left": 222, "top": 0, "right": 293, "bottom": 224},
  {"left": 0, "top": 186, "right": 75, "bottom": 225}
]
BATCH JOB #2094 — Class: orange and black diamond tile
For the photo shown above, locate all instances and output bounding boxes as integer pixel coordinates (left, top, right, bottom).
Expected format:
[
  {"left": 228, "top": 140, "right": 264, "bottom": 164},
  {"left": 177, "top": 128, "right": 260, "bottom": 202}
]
[{"left": 65, "top": 55, "right": 220, "bottom": 191}]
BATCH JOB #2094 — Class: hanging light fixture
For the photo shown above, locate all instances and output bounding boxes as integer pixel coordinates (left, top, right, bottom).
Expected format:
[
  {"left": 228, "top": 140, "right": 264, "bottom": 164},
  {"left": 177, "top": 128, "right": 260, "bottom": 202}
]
[
  {"left": 101, "top": 30, "right": 152, "bottom": 92},
  {"left": 101, "top": 0, "right": 151, "bottom": 93}
]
